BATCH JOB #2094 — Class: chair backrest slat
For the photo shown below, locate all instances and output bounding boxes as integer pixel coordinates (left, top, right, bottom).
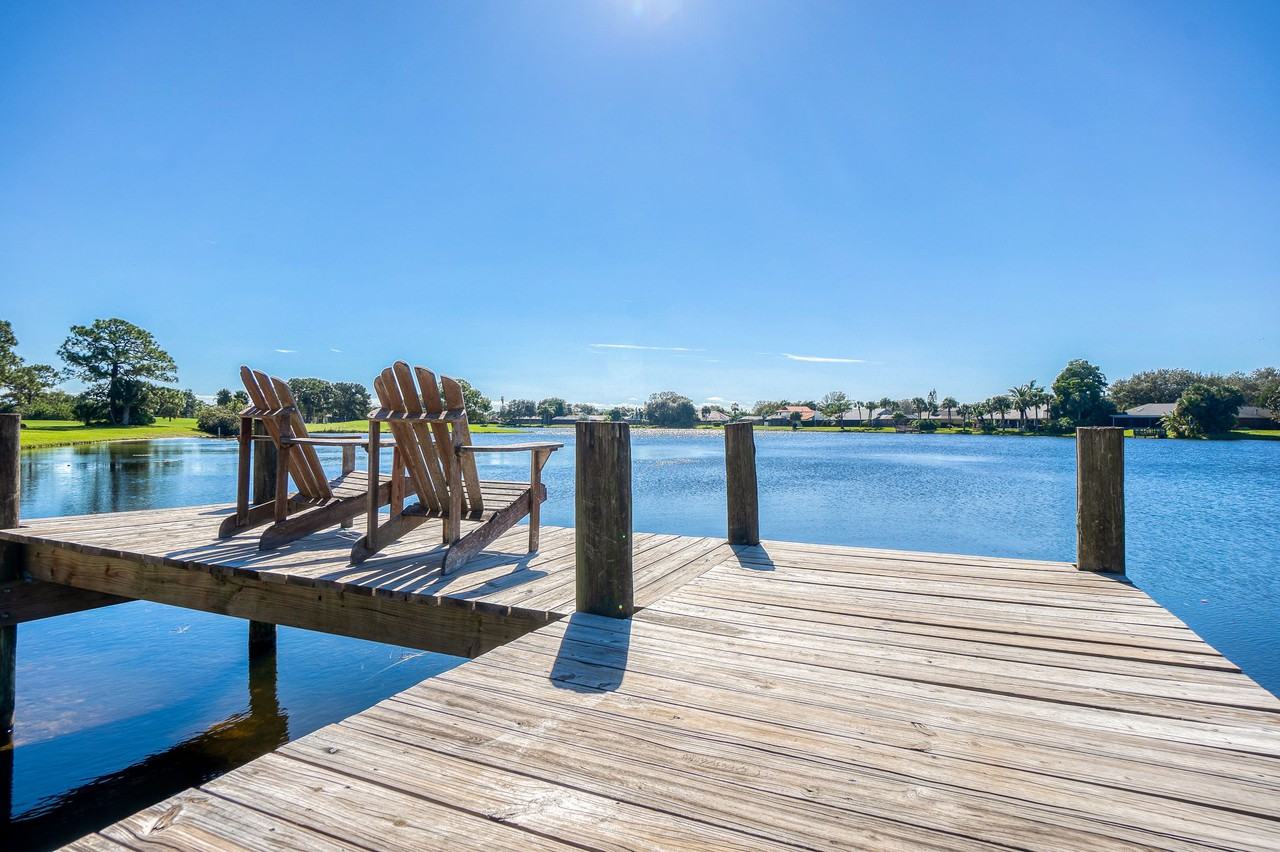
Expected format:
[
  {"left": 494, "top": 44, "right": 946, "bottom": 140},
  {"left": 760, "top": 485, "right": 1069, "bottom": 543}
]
[
  {"left": 391, "top": 362, "right": 449, "bottom": 511},
  {"left": 440, "top": 375, "right": 484, "bottom": 513},
  {"left": 240, "top": 366, "right": 329, "bottom": 500},
  {"left": 267, "top": 375, "right": 332, "bottom": 499},
  {"left": 374, "top": 367, "right": 441, "bottom": 512},
  {"left": 373, "top": 362, "right": 482, "bottom": 516}
]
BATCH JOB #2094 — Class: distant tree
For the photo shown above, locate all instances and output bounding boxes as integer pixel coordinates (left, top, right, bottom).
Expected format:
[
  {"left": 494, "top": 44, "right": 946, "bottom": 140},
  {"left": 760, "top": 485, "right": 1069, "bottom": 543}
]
[
  {"left": 502, "top": 399, "right": 537, "bottom": 423},
  {"left": 957, "top": 402, "right": 972, "bottom": 429},
  {"left": 196, "top": 405, "right": 241, "bottom": 437},
  {"left": 752, "top": 400, "right": 788, "bottom": 418},
  {"left": 607, "top": 406, "right": 626, "bottom": 422},
  {"left": 233, "top": 390, "right": 249, "bottom": 407},
  {"left": 645, "top": 391, "right": 698, "bottom": 428},
  {"left": 1008, "top": 381, "right": 1045, "bottom": 431},
  {"left": 926, "top": 389, "right": 938, "bottom": 416},
  {"left": 1051, "top": 359, "right": 1115, "bottom": 426},
  {"left": 0, "top": 321, "right": 59, "bottom": 412},
  {"left": 331, "top": 382, "right": 372, "bottom": 421},
  {"left": 455, "top": 378, "right": 493, "bottom": 423},
  {"left": 73, "top": 390, "right": 109, "bottom": 425},
  {"left": 819, "top": 391, "right": 849, "bottom": 427},
  {"left": 537, "top": 397, "right": 567, "bottom": 420},
  {"left": 941, "top": 396, "right": 958, "bottom": 425},
  {"left": 181, "top": 389, "right": 202, "bottom": 418},
  {"left": 23, "top": 390, "right": 77, "bottom": 421},
  {"left": 215, "top": 388, "right": 234, "bottom": 407},
  {"left": 1164, "top": 383, "right": 1245, "bottom": 437},
  {"left": 574, "top": 403, "right": 600, "bottom": 416},
  {"left": 58, "top": 318, "right": 177, "bottom": 425},
  {"left": 1223, "top": 367, "right": 1280, "bottom": 407},
  {"left": 1109, "top": 368, "right": 1204, "bottom": 410},
  {"left": 910, "top": 396, "right": 927, "bottom": 417},
  {"left": 891, "top": 410, "right": 908, "bottom": 427},
  {"left": 6, "top": 363, "right": 59, "bottom": 410},
  {"left": 988, "top": 394, "right": 1012, "bottom": 429},
  {"left": 287, "top": 378, "right": 336, "bottom": 422},
  {"left": 149, "top": 386, "right": 186, "bottom": 420}
]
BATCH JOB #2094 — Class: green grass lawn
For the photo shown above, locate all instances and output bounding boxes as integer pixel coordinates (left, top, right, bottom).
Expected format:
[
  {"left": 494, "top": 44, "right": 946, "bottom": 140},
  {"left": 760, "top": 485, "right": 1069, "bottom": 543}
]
[
  {"left": 19, "top": 417, "right": 521, "bottom": 449},
  {"left": 19, "top": 418, "right": 206, "bottom": 448}
]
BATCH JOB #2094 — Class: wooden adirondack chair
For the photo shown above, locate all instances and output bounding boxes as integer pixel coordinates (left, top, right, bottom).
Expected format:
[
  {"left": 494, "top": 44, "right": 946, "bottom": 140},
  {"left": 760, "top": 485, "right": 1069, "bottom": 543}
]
[
  {"left": 350, "top": 361, "right": 562, "bottom": 573},
  {"left": 219, "top": 366, "right": 406, "bottom": 550}
]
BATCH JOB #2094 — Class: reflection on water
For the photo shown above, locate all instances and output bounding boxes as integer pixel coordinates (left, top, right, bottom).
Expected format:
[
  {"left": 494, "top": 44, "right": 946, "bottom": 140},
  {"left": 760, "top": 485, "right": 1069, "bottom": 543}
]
[
  {"left": 6, "top": 641, "right": 287, "bottom": 849},
  {"left": 6, "top": 430, "right": 1280, "bottom": 847}
]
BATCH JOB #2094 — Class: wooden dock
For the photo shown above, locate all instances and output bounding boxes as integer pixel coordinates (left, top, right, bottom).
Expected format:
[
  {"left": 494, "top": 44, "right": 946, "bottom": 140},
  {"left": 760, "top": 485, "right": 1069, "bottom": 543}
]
[
  {"left": 3, "top": 512, "right": 1277, "bottom": 849},
  {"left": 3, "top": 420, "right": 1279, "bottom": 849}
]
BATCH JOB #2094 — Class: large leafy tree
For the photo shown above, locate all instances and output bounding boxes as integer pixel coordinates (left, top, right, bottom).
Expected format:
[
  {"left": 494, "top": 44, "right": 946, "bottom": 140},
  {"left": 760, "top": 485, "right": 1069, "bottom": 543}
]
[
  {"left": 58, "top": 318, "right": 177, "bottom": 425},
  {"left": 455, "top": 378, "right": 492, "bottom": 423},
  {"left": 819, "top": 391, "right": 849, "bottom": 425},
  {"left": 331, "top": 381, "right": 372, "bottom": 421},
  {"left": 287, "top": 377, "right": 336, "bottom": 422},
  {"left": 1109, "top": 368, "right": 1204, "bottom": 410},
  {"left": 644, "top": 391, "right": 697, "bottom": 427},
  {"left": 1165, "top": 383, "right": 1245, "bottom": 437},
  {"left": 1051, "top": 359, "right": 1115, "bottom": 426},
  {"left": 0, "top": 320, "right": 60, "bottom": 412}
]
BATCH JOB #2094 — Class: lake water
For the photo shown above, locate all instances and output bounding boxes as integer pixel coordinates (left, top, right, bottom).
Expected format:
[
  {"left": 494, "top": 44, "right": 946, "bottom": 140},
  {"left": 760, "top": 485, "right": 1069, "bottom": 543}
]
[{"left": 7, "top": 430, "right": 1280, "bottom": 847}]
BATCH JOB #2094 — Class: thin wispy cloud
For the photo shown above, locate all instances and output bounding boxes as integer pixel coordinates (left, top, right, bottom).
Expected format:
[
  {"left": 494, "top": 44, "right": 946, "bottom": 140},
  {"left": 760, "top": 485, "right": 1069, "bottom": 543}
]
[
  {"left": 329, "top": 347, "right": 343, "bottom": 353},
  {"left": 274, "top": 348, "right": 296, "bottom": 354},
  {"left": 590, "top": 343, "right": 703, "bottom": 352},
  {"left": 706, "top": 396, "right": 726, "bottom": 402},
  {"left": 782, "top": 353, "right": 866, "bottom": 363}
]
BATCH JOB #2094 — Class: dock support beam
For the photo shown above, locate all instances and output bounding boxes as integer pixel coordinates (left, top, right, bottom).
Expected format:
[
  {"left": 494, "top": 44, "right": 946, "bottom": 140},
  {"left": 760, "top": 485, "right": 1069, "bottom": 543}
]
[
  {"left": 575, "top": 422, "right": 633, "bottom": 618},
  {"left": 724, "top": 422, "right": 760, "bottom": 546},
  {"left": 1, "top": 413, "right": 20, "bottom": 748},
  {"left": 1076, "top": 426, "right": 1125, "bottom": 574},
  {"left": 249, "top": 421, "right": 279, "bottom": 647}
]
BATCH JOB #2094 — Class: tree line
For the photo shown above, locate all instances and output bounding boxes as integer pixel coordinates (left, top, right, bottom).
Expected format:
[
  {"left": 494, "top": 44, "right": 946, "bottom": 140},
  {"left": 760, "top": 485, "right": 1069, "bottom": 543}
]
[{"left": 4, "top": 319, "right": 1276, "bottom": 438}]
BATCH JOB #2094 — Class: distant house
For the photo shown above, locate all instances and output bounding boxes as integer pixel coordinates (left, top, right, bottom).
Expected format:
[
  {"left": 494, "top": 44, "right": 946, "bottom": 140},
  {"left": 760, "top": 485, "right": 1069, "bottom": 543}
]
[
  {"left": 700, "top": 410, "right": 731, "bottom": 424},
  {"left": 766, "top": 405, "right": 816, "bottom": 426},
  {"left": 988, "top": 404, "right": 1052, "bottom": 429},
  {"left": 549, "top": 414, "right": 609, "bottom": 425},
  {"left": 1111, "top": 403, "right": 1276, "bottom": 430}
]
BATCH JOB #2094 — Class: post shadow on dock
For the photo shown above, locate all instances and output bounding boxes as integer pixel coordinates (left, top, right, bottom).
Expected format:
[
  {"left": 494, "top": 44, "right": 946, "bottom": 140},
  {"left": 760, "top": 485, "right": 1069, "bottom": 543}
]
[{"left": 553, "top": 422, "right": 634, "bottom": 692}]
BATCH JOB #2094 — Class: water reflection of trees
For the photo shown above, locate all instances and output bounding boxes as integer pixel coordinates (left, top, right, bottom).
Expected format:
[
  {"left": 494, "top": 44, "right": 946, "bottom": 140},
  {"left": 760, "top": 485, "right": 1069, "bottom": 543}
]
[{"left": 3, "top": 646, "right": 288, "bottom": 849}]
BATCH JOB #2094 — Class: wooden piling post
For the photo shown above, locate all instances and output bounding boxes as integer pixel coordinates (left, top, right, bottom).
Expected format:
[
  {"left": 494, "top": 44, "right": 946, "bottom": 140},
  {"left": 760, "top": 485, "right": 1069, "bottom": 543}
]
[
  {"left": 725, "top": 422, "right": 760, "bottom": 546},
  {"left": 1076, "top": 427, "right": 1125, "bottom": 573},
  {"left": 575, "top": 422, "right": 633, "bottom": 618},
  {"left": 249, "top": 420, "right": 280, "bottom": 646},
  {"left": 1, "top": 413, "right": 20, "bottom": 747},
  {"left": 252, "top": 420, "right": 278, "bottom": 505}
]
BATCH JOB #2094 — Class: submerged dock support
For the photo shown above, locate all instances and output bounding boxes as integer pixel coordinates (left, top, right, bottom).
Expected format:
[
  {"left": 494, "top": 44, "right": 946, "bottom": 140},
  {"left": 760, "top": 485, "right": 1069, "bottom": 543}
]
[
  {"left": 724, "top": 422, "right": 760, "bottom": 546},
  {"left": 1, "top": 413, "right": 19, "bottom": 747},
  {"left": 575, "top": 421, "right": 633, "bottom": 618},
  {"left": 1076, "top": 426, "right": 1125, "bottom": 574}
]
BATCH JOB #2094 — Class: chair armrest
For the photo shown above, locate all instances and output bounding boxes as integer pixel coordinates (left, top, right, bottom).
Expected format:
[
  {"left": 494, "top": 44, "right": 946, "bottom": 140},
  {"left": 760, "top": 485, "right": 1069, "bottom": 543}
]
[
  {"left": 457, "top": 442, "right": 564, "bottom": 454},
  {"left": 281, "top": 435, "right": 401, "bottom": 448}
]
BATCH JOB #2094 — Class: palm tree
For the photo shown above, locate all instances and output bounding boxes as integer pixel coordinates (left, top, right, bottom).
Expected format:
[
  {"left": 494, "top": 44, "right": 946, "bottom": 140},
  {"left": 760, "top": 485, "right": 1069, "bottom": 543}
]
[
  {"left": 989, "top": 394, "right": 1012, "bottom": 430},
  {"left": 1030, "top": 386, "right": 1053, "bottom": 430},
  {"left": 911, "top": 396, "right": 927, "bottom": 420},
  {"left": 972, "top": 401, "right": 987, "bottom": 429},
  {"left": 957, "top": 402, "right": 972, "bottom": 429},
  {"left": 941, "top": 396, "right": 958, "bottom": 427},
  {"left": 1008, "top": 383, "right": 1034, "bottom": 431}
]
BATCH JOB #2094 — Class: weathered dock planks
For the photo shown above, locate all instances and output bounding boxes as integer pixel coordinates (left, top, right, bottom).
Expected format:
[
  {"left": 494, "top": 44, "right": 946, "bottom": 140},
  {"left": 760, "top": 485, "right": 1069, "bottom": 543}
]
[
  {"left": 59, "top": 530, "right": 1280, "bottom": 851},
  {"left": 0, "top": 504, "right": 729, "bottom": 656}
]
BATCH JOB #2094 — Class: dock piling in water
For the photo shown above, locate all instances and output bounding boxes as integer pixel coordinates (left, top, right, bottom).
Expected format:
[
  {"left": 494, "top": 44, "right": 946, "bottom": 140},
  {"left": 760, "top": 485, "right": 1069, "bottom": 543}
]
[
  {"left": 575, "top": 421, "right": 634, "bottom": 618},
  {"left": 1, "top": 413, "right": 19, "bottom": 746},
  {"left": 724, "top": 422, "right": 760, "bottom": 546},
  {"left": 1076, "top": 426, "right": 1125, "bottom": 573}
]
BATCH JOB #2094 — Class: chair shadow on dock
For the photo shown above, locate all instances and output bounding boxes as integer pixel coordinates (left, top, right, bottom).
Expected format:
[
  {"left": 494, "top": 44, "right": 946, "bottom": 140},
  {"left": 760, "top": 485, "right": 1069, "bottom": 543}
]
[{"left": 549, "top": 613, "right": 632, "bottom": 693}]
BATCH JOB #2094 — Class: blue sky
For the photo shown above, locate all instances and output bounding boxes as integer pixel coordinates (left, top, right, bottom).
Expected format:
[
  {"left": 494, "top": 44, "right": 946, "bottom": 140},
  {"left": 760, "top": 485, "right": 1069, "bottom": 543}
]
[{"left": 2, "top": 1, "right": 1277, "bottom": 408}]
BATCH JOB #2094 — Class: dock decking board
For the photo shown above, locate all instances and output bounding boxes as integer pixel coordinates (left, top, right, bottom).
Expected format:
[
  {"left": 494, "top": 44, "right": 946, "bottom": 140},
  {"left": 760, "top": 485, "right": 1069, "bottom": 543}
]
[{"left": 3, "top": 506, "right": 1277, "bottom": 849}]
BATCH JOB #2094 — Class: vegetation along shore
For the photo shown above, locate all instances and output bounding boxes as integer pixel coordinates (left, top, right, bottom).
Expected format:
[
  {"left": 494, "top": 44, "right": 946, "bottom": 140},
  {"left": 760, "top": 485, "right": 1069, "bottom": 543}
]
[{"left": 2, "top": 317, "right": 1277, "bottom": 448}]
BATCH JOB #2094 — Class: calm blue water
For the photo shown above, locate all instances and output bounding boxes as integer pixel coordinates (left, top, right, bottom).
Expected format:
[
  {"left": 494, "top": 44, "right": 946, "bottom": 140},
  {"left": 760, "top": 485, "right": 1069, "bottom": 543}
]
[{"left": 8, "top": 430, "right": 1280, "bottom": 846}]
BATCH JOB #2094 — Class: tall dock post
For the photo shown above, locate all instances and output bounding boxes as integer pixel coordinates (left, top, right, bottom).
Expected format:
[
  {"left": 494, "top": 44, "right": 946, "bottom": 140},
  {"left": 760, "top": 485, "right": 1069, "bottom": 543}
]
[
  {"left": 249, "top": 421, "right": 279, "bottom": 650},
  {"left": 724, "top": 422, "right": 760, "bottom": 546},
  {"left": 575, "top": 422, "right": 633, "bottom": 618},
  {"left": 1076, "top": 426, "right": 1125, "bottom": 574},
  {"left": 1, "top": 413, "right": 20, "bottom": 747}
]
